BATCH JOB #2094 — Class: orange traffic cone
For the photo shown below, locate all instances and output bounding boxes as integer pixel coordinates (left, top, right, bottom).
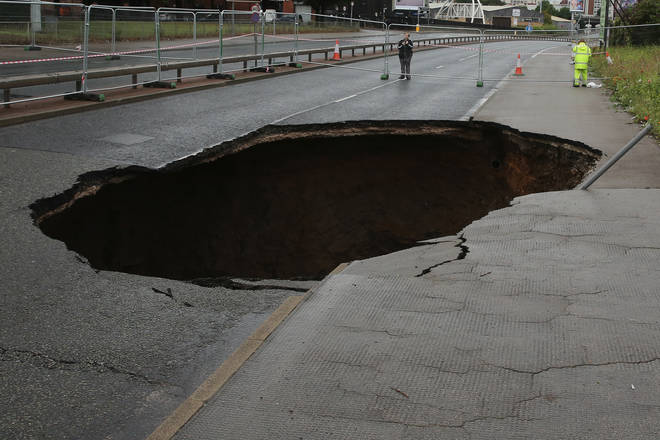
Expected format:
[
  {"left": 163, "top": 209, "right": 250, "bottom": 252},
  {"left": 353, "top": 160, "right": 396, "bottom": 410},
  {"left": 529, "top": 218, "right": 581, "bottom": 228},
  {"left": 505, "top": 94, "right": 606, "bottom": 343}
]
[
  {"left": 513, "top": 53, "right": 524, "bottom": 76},
  {"left": 333, "top": 40, "right": 341, "bottom": 60}
]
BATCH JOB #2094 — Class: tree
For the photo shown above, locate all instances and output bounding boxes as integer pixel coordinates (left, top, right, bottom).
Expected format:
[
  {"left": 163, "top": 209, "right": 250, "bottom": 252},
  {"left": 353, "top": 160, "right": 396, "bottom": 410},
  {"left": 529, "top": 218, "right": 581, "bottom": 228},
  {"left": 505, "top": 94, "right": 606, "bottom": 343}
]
[
  {"left": 536, "top": 0, "right": 558, "bottom": 15},
  {"left": 557, "top": 6, "right": 571, "bottom": 19},
  {"left": 629, "top": 0, "right": 659, "bottom": 26},
  {"left": 301, "top": 0, "right": 335, "bottom": 15},
  {"left": 610, "top": 0, "right": 660, "bottom": 45},
  {"left": 543, "top": 10, "right": 552, "bottom": 24}
]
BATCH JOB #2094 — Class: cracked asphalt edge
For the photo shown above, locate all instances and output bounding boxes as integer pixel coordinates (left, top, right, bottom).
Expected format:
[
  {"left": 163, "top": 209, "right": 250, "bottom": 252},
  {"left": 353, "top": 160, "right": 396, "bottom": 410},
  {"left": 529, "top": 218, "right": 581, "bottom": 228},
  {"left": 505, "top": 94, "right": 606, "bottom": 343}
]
[
  {"left": 415, "top": 234, "right": 469, "bottom": 277},
  {"left": 144, "top": 262, "right": 350, "bottom": 440},
  {"left": 0, "top": 346, "right": 165, "bottom": 385}
]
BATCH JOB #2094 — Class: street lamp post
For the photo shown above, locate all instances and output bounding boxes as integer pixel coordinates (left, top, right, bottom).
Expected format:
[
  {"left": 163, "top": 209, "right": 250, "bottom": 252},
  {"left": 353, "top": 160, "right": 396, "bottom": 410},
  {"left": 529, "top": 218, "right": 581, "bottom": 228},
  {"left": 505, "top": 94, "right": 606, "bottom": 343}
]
[
  {"left": 230, "top": 0, "right": 235, "bottom": 36},
  {"left": 603, "top": 0, "right": 610, "bottom": 50}
]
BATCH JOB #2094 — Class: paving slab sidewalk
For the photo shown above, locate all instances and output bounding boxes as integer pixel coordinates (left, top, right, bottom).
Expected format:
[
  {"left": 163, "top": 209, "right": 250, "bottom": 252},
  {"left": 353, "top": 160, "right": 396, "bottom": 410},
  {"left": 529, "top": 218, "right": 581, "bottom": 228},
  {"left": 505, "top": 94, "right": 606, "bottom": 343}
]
[
  {"left": 474, "top": 48, "right": 660, "bottom": 189},
  {"left": 174, "top": 189, "right": 660, "bottom": 440},
  {"left": 170, "top": 50, "right": 660, "bottom": 439}
]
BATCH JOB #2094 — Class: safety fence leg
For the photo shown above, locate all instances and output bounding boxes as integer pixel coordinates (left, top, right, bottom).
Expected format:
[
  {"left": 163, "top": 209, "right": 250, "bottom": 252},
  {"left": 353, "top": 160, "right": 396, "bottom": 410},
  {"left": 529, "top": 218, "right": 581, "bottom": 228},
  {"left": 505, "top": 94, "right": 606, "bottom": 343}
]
[
  {"left": 380, "top": 23, "right": 390, "bottom": 80},
  {"left": 65, "top": 6, "right": 105, "bottom": 101},
  {"left": 208, "top": 12, "right": 234, "bottom": 80}
]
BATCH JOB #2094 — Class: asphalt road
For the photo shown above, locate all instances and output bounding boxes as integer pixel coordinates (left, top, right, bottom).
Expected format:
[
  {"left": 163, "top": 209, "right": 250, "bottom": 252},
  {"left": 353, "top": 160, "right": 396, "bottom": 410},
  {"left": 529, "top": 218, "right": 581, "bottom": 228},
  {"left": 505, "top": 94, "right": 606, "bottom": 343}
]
[
  {"left": 0, "top": 38, "right": 568, "bottom": 440},
  {"left": 1, "top": 39, "right": 568, "bottom": 167},
  {"left": 3, "top": 28, "right": 489, "bottom": 100},
  {"left": 1, "top": 29, "right": 476, "bottom": 76}
]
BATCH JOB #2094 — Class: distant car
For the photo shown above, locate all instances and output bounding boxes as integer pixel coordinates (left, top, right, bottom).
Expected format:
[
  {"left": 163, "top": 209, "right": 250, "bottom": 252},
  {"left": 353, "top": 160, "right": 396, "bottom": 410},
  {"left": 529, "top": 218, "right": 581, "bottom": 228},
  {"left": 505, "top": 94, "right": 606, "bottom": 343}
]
[
  {"left": 264, "top": 9, "right": 276, "bottom": 22},
  {"left": 197, "top": 13, "right": 219, "bottom": 22},
  {"left": 276, "top": 15, "right": 296, "bottom": 22}
]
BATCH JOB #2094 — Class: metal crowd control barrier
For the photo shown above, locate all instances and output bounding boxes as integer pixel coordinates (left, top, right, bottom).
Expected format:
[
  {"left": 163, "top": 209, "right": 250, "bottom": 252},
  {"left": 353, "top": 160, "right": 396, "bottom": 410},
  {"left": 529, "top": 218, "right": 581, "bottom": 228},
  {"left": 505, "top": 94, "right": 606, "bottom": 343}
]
[
  {"left": 272, "top": 12, "right": 302, "bottom": 69},
  {"left": 296, "top": 13, "right": 385, "bottom": 77},
  {"left": 0, "top": 20, "right": 495, "bottom": 107},
  {"left": 480, "top": 28, "right": 574, "bottom": 85},
  {"left": 1, "top": 31, "right": 487, "bottom": 106},
  {"left": 3, "top": 1, "right": 646, "bottom": 109},
  {"left": 386, "top": 23, "right": 483, "bottom": 82},
  {"left": 214, "top": 10, "right": 254, "bottom": 79},
  {"left": 79, "top": 4, "right": 157, "bottom": 99},
  {"left": 0, "top": 0, "right": 87, "bottom": 75},
  {"left": 151, "top": 7, "right": 220, "bottom": 87}
]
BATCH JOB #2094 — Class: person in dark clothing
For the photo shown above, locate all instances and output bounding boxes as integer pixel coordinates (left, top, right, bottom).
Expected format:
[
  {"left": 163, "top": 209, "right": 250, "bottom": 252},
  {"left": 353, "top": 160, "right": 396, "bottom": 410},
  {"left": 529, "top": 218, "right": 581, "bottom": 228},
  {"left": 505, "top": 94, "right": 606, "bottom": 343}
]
[{"left": 398, "top": 33, "right": 414, "bottom": 80}]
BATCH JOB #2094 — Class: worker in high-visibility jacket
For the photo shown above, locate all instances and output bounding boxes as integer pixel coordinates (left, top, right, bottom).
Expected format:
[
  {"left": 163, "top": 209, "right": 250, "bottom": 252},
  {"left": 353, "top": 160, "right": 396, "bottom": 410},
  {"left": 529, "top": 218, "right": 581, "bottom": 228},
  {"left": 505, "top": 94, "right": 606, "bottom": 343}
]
[{"left": 572, "top": 39, "right": 592, "bottom": 87}]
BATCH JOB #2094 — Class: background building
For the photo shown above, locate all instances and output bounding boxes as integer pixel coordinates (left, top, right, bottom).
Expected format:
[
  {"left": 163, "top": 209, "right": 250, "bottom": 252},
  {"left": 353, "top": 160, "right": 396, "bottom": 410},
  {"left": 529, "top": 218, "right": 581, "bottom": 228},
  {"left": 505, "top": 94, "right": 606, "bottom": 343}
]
[{"left": 482, "top": 4, "right": 542, "bottom": 26}]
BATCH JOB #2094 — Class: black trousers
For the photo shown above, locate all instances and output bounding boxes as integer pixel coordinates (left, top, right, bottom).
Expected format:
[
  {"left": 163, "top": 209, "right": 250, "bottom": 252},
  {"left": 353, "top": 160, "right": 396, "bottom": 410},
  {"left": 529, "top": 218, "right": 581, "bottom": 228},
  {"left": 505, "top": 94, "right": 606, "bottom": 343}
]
[{"left": 399, "top": 55, "right": 412, "bottom": 77}]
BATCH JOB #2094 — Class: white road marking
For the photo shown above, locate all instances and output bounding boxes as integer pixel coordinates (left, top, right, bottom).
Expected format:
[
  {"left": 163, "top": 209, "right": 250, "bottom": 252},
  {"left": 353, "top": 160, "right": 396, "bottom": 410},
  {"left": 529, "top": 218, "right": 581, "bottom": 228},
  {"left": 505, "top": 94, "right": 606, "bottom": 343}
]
[
  {"left": 271, "top": 79, "right": 401, "bottom": 124},
  {"left": 334, "top": 94, "right": 357, "bottom": 103},
  {"left": 460, "top": 43, "right": 565, "bottom": 121},
  {"left": 459, "top": 54, "right": 479, "bottom": 62},
  {"left": 460, "top": 87, "right": 498, "bottom": 121},
  {"left": 435, "top": 65, "right": 444, "bottom": 69},
  {"left": 532, "top": 45, "right": 563, "bottom": 58}
]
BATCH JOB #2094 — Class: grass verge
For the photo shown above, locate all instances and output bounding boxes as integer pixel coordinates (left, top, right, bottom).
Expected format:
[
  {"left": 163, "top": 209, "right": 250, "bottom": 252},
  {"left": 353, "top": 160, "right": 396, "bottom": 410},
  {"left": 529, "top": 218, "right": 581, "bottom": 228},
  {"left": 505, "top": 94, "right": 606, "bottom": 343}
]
[
  {"left": 0, "top": 20, "right": 360, "bottom": 45},
  {"left": 591, "top": 45, "right": 660, "bottom": 136}
]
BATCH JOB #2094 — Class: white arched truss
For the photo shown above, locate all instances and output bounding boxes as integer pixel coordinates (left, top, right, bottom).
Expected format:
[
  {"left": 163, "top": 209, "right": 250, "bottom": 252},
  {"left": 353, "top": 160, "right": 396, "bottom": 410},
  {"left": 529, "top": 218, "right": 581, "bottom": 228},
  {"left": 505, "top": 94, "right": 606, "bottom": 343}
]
[{"left": 429, "top": 0, "right": 485, "bottom": 23}]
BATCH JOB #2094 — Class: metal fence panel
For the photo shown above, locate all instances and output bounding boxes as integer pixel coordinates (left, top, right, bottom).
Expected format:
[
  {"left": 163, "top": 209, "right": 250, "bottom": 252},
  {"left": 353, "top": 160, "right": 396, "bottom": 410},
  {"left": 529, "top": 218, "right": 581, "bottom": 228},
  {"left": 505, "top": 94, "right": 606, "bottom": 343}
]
[
  {"left": 84, "top": 6, "right": 157, "bottom": 93},
  {"left": 480, "top": 28, "right": 573, "bottom": 84},
  {"left": 10, "top": 1, "right": 651, "bottom": 107},
  {"left": 0, "top": 1, "right": 87, "bottom": 103},
  {"left": 388, "top": 23, "right": 482, "bottom": 82}
]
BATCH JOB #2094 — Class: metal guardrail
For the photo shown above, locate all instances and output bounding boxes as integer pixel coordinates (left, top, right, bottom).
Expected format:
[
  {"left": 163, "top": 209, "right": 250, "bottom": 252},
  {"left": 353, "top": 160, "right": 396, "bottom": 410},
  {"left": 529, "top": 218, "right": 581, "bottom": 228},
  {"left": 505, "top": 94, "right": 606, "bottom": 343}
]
[
  {"left": 2, "top": 35, "right": 474, "bottom": 105},
  {"left": 1, "top": 33, "right": 570, "bottom": 107}
]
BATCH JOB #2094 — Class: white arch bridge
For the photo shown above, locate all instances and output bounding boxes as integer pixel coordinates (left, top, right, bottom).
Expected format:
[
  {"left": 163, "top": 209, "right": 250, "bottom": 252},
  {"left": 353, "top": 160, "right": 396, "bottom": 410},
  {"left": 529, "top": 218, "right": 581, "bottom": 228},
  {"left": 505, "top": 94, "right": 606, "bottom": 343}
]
[{"left": 429, "top": 0, "right": 485, "bottom": 23}]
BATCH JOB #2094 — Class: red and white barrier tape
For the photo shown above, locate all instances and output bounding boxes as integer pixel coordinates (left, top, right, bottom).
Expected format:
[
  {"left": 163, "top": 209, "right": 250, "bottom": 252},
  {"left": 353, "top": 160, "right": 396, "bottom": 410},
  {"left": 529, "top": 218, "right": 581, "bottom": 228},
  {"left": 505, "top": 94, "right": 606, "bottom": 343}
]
[
  {"left": 0, "top": 32, "right": 256, "bottom": 65},
  {"left": 1, "top": 34, "right": 600, "bottom": 66}
]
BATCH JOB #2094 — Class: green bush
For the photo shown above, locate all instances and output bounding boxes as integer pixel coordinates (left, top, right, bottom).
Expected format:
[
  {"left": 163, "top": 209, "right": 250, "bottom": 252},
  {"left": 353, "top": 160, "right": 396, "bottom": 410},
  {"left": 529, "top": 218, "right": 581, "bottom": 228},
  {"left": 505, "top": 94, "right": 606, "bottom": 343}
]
[
  {"left": 591, "top": 45, "right": 660, "bottom": 136},
  {"left": 609, "top": 0, "right": 659, "bottom": 46}
]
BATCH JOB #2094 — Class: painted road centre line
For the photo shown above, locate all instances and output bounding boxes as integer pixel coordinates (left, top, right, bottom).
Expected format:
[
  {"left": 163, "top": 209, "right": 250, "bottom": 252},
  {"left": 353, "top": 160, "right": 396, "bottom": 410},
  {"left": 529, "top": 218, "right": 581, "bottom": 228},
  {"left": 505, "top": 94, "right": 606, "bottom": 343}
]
[
  {"left": 459, "top": 54, "right": 479, "bottom": 62},
  {"left": 334, "top": 94, "right": 357, "bottom": 103},
  {"left": 460, "top": 43, "right": 565, "bottom": 121},
  {"left": 271, "top": 79, "right": 402, "bottom": 124}
]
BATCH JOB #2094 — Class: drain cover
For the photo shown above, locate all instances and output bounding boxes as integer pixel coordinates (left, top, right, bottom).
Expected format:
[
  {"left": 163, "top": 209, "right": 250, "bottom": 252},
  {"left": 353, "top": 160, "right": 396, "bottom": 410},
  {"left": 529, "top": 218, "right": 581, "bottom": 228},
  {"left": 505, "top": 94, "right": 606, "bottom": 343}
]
[{"left": 100, "top": 133, "right": 154, "bottom": 146}]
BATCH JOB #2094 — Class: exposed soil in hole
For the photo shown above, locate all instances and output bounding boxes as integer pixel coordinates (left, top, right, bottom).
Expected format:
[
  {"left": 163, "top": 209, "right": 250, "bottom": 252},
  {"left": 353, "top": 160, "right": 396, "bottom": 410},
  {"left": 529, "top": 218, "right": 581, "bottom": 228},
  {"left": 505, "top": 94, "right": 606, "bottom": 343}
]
[{"left": 31, "top": 121, "right": 601, "bottom": 281}]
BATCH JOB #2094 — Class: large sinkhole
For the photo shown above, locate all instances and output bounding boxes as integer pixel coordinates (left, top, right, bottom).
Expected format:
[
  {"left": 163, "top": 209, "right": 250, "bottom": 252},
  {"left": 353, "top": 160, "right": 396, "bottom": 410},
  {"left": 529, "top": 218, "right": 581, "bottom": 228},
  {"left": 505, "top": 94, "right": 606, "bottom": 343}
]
[{"left": 31, "top": 121, "right": 601, "bottom": 282}]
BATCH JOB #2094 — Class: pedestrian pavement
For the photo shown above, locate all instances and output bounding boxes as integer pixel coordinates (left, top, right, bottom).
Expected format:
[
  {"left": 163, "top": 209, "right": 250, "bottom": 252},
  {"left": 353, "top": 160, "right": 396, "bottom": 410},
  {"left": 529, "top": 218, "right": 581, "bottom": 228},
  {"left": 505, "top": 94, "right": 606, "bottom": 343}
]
[
  {"left": 169, "top": 50, "right": 660, "bottom": 439},
  {"left": 475, "top": 49, "right": 660, "bottom": 189}
]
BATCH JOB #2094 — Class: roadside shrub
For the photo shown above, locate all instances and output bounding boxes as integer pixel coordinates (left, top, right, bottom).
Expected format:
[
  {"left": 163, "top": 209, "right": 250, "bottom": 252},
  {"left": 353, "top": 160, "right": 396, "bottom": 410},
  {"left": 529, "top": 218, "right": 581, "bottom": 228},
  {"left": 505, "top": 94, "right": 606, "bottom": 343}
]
[
  {"left": 610, "top": 0, "right": 659, "bottom": 46},
  {"left": 592, "top": 45, "right": 660, "bottom": 136}
]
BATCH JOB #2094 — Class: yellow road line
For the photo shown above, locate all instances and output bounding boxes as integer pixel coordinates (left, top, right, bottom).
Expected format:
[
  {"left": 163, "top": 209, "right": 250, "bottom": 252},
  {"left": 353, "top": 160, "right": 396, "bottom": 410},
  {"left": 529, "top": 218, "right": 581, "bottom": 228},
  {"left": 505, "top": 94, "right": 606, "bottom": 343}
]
[{"left": 145, "top": 262, "right": 349, "bottom": 440}]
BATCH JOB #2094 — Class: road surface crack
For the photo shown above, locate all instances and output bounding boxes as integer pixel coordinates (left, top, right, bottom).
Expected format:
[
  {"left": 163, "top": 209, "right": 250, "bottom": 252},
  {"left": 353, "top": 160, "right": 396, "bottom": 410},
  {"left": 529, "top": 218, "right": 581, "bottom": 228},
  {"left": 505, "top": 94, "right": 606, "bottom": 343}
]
[
  {"left": 415, "top": 235, "right": 469, "bottom": 277},
  {"left": 151, "top": 287, "right": 194, "bottom": 307},
  {"left": 0, "top": 346, "right": 166, "bottom": 385},
  {"left": 334, "top": 325, "right": 416, "bottom": 338},
  {"left": 487, "top": 357, "right": 660, "bottom": 377},
  {"left": 188, "top": 277, "right": 308, "bottom": 292}
]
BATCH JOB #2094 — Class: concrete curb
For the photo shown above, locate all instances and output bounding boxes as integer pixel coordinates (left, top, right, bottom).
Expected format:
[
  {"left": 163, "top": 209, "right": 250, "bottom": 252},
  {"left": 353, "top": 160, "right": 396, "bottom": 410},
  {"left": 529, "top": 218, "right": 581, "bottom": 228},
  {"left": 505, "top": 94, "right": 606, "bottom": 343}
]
[{"left": 144, "top": 262, "right": 350, "bottom": 440}]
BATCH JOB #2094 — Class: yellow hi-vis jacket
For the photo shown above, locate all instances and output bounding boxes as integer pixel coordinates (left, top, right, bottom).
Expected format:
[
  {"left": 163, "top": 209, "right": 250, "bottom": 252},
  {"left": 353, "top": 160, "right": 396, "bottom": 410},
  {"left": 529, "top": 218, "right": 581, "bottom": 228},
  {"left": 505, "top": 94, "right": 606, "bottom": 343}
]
[{"left": 573, "top": 42, "right": 591, "bottom": 67}]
